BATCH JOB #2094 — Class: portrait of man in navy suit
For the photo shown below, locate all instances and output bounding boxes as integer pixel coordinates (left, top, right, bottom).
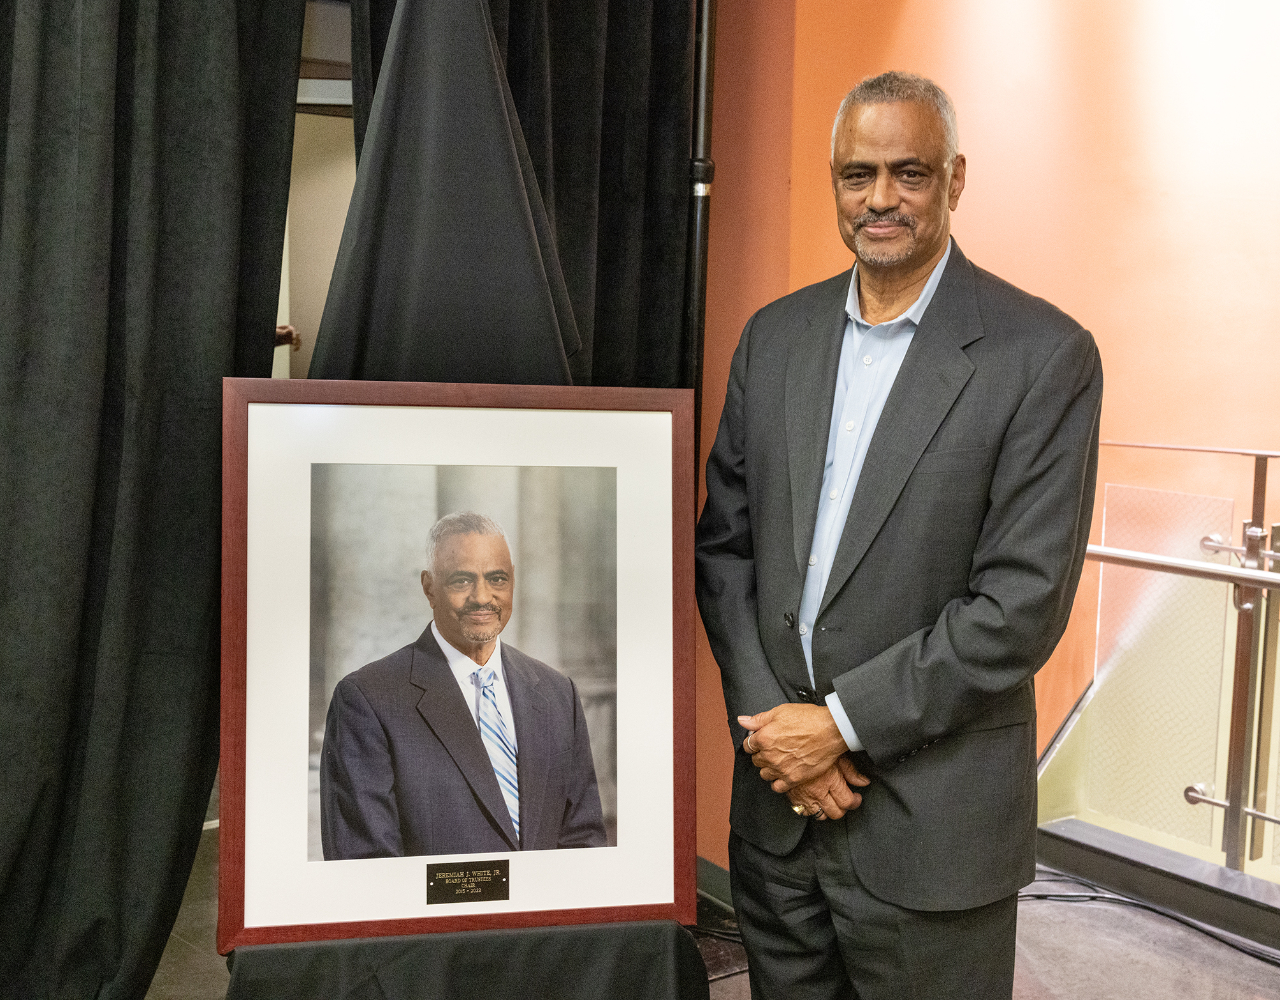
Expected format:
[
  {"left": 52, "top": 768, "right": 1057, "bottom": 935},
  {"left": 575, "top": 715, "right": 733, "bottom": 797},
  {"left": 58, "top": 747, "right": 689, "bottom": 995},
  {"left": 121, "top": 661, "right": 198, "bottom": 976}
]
[{"left": 320, "top": 511, "right": 607, "bottom": 859}]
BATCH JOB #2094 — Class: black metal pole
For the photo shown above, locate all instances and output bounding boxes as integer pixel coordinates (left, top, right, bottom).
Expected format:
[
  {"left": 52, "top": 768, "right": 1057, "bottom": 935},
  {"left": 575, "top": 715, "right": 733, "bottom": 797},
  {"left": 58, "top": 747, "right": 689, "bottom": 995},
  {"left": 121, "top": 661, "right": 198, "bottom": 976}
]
[{"left": 684, "top": 0, "right": 716, "bottom": 487}]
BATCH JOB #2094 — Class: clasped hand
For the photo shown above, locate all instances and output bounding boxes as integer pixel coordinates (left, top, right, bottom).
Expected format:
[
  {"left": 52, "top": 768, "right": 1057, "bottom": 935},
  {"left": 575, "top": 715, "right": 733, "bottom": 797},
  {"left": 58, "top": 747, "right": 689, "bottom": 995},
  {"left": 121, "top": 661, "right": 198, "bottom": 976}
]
[{"left": 739, "top": 703, "right": 870, "bottom": 820}]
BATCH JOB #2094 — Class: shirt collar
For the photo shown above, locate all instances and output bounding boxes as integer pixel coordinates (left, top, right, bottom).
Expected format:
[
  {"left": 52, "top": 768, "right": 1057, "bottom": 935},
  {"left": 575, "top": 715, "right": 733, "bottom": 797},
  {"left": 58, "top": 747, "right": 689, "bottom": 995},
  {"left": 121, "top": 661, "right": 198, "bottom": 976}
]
[
  {"left": 431, "top": 619, "right": 504, "bottom": 684},
  {"left": 845, "top": 238, "right": 952, "bottom": 329}
]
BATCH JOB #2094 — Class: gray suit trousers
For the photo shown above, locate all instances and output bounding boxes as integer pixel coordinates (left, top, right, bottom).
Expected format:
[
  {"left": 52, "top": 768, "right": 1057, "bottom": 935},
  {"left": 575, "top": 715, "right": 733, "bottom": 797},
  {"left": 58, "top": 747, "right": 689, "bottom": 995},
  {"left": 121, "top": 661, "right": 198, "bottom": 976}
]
[{"left": 729, "top": 822, "right": 1017, "bottom": 1000}]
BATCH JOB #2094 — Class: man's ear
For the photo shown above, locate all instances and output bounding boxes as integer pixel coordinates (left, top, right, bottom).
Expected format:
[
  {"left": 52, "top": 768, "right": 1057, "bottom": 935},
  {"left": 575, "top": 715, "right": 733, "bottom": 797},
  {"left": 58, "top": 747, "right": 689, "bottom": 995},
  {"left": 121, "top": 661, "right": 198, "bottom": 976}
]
[
  {"left": 420, "top": 569, "right": 435, "bottom": 606},
  {"left": 948, "top": 153, "right": 966, "bottom": 210}
]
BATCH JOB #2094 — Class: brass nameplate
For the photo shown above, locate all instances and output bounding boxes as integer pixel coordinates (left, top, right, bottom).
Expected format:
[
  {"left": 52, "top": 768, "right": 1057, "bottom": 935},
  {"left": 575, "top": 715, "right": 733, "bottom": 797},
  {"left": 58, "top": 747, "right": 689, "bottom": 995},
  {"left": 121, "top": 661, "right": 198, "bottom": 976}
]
[{"left": 426, "top": 860, "right": 510, "bottom": 904}]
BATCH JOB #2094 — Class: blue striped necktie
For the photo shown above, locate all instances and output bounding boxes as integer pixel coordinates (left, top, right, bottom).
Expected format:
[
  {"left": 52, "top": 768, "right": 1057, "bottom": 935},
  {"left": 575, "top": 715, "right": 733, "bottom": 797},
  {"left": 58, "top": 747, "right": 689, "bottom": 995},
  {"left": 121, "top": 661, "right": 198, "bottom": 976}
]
[{"left": 473, "top": 666, "right": 520, "bottom": 842}]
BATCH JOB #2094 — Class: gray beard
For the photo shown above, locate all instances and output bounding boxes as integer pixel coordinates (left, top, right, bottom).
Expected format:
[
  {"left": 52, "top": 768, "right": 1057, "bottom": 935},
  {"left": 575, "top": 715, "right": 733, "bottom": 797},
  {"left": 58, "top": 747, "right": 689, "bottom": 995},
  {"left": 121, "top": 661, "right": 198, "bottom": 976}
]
[
  {"left": 853, "top": 229, "right": 917, "bottom": 267},
  {"left": 458, "top": 617, "right": 503, "bottom": 644}
]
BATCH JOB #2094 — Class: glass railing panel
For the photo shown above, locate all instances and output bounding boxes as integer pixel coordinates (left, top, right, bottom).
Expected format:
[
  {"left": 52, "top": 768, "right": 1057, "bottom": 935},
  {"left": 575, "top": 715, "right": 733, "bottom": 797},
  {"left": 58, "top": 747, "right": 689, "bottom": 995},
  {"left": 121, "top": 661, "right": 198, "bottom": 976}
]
[
  {"left": 1040, "top": 484, "right": 1235, "bottom": 865},
  {"left": 1087, "top": 485, "right": 1234, "bottom": 852}
]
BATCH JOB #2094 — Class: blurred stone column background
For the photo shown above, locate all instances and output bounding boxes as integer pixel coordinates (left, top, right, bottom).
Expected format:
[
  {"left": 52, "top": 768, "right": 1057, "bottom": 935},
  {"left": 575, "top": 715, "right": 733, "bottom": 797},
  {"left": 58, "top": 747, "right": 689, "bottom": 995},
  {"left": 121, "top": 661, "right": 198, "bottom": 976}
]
[{"left": 308, "top": 464, "right": 618, "bottom": 857}]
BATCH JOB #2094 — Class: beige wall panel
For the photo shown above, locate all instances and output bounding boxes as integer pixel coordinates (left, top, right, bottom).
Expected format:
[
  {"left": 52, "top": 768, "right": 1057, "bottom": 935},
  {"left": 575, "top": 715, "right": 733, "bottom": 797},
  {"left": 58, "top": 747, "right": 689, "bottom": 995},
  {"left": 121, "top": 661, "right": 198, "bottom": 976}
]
[{"left": 287, "top": 113, "right": 356, "bottom": 378}]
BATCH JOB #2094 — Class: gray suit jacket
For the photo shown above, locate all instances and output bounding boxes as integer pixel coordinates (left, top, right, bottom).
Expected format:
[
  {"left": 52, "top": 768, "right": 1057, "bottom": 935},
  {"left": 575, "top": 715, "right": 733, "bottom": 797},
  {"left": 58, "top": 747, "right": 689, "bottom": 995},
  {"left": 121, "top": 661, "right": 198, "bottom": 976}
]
[
  {"left": 695, "top": 240, "right": 1102, "bottom": 911},
  {"left": 320, "top": 626, "right": 606, "bottom": 859}
]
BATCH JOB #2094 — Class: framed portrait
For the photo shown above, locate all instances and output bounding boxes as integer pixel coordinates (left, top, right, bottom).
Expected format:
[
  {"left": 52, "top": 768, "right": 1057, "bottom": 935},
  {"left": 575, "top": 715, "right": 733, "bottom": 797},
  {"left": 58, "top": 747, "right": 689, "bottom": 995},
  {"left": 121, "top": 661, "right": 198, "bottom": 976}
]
[{"left": 218, "top": 378, "right": 696, "bottom": 952}]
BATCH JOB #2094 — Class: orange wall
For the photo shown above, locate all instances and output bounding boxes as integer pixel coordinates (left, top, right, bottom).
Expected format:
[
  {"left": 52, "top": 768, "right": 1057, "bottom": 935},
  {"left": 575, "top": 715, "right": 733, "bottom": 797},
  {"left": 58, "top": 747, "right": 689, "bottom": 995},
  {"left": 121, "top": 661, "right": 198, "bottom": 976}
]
[
  {"left": 696, "top": 0, "right": 1280, "bottom": 866},
  {"left": 696, "top": 1, "right": 796, "bottom": 868}
]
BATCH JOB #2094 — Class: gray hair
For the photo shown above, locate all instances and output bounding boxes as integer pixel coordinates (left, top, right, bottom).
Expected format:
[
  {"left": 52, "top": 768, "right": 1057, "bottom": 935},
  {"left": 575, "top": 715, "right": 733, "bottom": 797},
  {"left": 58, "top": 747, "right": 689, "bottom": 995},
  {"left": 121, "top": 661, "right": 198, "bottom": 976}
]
[
  {"left": 831, "top": 71, "right": 959, "bottom": 161},
  {"left": 425, "top": 511, "right": 507, "bottom": 570}
]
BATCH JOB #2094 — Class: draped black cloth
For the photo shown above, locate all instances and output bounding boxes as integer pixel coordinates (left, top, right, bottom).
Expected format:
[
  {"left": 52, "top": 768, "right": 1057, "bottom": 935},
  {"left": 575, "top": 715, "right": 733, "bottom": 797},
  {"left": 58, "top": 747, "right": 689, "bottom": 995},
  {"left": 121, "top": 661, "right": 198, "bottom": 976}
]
[
  {"left": 0, "top": 1, "right": 304, "bottom": 996},
  {"left": 333, "top": 0, "right": 695, "bottom": 387},
  {"left": 310, "top": 0, "right": 580, "bottom": 384}
]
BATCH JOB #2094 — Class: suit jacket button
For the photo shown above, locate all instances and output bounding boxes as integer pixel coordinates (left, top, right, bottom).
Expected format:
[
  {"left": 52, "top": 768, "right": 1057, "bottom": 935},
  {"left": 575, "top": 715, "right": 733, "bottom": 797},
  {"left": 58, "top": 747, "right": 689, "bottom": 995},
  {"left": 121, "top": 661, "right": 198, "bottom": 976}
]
[{"left": 783, "top": 612, "right": 795, "bottom": 628}]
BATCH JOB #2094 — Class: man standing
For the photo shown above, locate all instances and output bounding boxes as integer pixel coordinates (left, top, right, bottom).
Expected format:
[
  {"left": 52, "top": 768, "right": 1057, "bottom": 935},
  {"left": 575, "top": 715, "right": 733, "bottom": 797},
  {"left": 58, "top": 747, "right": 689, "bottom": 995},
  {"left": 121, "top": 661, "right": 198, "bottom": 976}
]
[
  {"left": 695, "top": 72, "right": 1101, "bottom": 997},
  {"left": 321, "top": 512, "right": 606, "bottom": 859}
]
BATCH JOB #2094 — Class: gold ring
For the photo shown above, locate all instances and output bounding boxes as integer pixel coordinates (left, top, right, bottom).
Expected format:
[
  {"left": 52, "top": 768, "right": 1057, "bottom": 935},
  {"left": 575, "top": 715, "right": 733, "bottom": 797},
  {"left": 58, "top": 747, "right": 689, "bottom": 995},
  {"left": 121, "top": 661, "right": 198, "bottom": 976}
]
[
  {"left": 791, "top": 803, "right": 805, "bottom": 816},
  {"left": 745, "top": 733, "right": 757, "bottom": 754}
]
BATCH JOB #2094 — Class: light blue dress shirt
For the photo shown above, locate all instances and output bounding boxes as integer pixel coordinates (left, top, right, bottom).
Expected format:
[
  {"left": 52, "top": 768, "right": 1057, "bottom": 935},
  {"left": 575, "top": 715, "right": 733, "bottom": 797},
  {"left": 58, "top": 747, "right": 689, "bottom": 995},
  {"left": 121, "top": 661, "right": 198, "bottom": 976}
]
[{"left": 801, "top": 242, "right": 952, "bottom": 752}]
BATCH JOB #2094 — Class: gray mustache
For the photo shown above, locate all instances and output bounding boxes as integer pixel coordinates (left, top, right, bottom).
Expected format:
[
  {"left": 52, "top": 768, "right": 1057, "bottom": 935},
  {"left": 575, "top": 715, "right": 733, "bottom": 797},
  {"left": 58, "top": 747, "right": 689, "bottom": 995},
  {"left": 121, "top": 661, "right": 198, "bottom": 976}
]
[
  {"left": 458, "top": 603, "right": 501, "bottom": 615},
  {"left": 854, "top": 211, "right": 915, "bottom": 231}
]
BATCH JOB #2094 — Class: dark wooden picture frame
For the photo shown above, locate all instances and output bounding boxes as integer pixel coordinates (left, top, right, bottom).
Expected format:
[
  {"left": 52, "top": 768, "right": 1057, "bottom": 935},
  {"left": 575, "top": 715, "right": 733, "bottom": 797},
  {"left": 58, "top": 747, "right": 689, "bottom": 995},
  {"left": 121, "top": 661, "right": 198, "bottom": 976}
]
[{"left": 219, "top": 378, "right": 696, "bottom": 952}]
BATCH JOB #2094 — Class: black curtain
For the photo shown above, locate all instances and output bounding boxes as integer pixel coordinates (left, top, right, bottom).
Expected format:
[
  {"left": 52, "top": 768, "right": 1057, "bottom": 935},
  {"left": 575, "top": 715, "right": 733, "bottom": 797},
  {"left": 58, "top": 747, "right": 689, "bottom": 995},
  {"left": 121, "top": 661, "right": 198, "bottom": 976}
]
[
  {"left": 0, "top": 0, "right": 304, "bottom": 996},
  {"left": 349, "top": 0, "right": 695, "bottom": 388}
]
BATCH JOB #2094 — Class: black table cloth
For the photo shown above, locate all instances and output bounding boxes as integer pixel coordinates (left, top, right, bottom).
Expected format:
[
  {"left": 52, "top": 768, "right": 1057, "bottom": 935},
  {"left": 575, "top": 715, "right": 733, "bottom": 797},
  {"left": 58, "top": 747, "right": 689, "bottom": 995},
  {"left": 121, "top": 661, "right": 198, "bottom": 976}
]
[{"left": 226, "top": 919, "right": 709, "bottom": 1000}]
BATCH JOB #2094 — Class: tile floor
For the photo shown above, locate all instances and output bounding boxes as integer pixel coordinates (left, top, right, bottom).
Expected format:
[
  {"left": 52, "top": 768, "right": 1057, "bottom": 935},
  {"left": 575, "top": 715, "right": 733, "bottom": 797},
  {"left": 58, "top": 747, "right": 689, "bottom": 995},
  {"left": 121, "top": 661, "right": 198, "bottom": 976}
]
[
  {"left": 148, "top": 787, "right": 1280, "bottom": 999},
  {"left": 146, "top": 785, "right": 228, "bottom": 1000},
  {"left": 700, "top": 891, "right": 1280, "bottom": 999}
]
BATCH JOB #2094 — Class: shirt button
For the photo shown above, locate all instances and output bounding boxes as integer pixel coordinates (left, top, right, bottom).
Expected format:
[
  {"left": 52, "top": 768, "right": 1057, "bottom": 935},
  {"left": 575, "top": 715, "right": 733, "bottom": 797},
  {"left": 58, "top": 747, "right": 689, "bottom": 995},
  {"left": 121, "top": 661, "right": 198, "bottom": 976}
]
[
  {"left": 863, "top": 355, "right": 873, "bottom": 365},
  {"left": 829, "top": 489, "right": 838, "bottom": 500},
  {"left": 808, "top": 555, "right": 817, "bottom": 566},
  {"left": 845, "top": 421, "right": 854, "bottom": 431},
  {"left": 799, "top": 624, "right": 808, "bottom": 635}
]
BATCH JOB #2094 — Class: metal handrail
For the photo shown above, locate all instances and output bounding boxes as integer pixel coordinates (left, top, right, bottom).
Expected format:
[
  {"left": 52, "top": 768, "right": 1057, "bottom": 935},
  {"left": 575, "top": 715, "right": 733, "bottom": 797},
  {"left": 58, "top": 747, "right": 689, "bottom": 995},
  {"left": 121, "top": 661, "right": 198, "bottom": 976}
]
[
  {"left": 1200, "top": 535, "right": 1280, "bottom": 566},
  {"left": 1085, "top": 544, "right": 1280, "bottom": 589},
  {"left": 1100, "top": 440, "right": 1280, "bottom": 459},
  {"left": 1184, "top": 784, "right": 1280, "bottom": 826}
]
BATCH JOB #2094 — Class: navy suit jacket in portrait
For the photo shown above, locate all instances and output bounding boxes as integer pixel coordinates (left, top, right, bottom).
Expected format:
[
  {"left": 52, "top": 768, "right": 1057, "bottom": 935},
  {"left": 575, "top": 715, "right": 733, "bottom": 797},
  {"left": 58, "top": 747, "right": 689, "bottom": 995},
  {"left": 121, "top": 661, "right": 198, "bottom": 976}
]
[{"left": 320, "top": 626, "right": 606, "bottom": 859}]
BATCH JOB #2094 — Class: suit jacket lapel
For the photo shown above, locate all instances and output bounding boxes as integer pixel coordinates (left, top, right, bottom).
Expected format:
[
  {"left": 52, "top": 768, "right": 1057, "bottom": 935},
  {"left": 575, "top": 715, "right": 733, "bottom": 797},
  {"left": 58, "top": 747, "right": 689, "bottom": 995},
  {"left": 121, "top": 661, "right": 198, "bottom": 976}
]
[
  {"left": 409, "top": 628, "right": 519, "bottom": 849},
  {"left": 818, "top": 243, "right": 983, "bottom": 617},
  {"left": 504, "top": 648, "right": 549, "bottom": 849},
  {"left": 786, "top": 271, "right": 851, "bottom": 573}
]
